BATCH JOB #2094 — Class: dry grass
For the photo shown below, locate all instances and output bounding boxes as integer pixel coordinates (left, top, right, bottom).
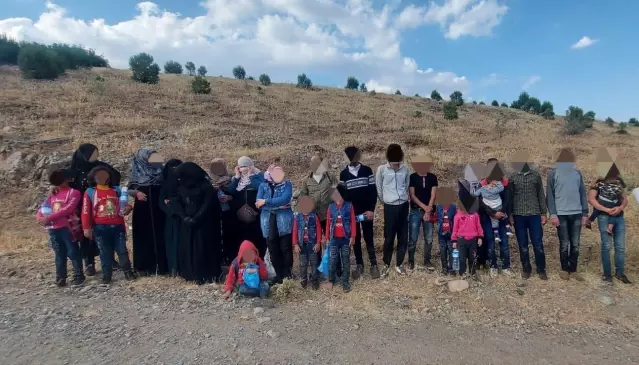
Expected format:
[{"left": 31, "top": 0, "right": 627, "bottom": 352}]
[{"left": 1, "top": 66, "right": 639, "bottom": 328}]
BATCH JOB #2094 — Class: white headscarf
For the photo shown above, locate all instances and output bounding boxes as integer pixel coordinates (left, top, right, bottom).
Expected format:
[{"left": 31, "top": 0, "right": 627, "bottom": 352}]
[{"left": 236, "top": 156, "right": 260, "bottom": 191}]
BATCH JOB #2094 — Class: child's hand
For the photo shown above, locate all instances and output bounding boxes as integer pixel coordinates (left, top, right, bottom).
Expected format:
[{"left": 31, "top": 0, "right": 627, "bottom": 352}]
[
  {"left": 122, "top": 205, "right": 133, "bottom": 216},
  {"left": 255, "top": 199, "right": 266, "bottom": 209},
  {"left": 294, "top": 245, "right": 300, "bottom": 254},
  {"left": 452, "top": 241, "right": 457, "bottom": 249},
  {"left": 36, "top": 216, "right": 49, "bottom": 226},
  {"left": 222, "top": 290, "right": 231, "bottom": 299},
  {"left": 313, "top": 243, "right": 320, "bottom": 253},
  {"left": 164, "top": 199, "right": 170, "bottom": 205},
  {"left": 83, "top": 229, "right": 92, "bottom": 239},
  {"left": 478, "top": 239, "right": 483, "bottom": 247},
  {"left": 349, "top": 238, "right": 355, "bottom": 247}
]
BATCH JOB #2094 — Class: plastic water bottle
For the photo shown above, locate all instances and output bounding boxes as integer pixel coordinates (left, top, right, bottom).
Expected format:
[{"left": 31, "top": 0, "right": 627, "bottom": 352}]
[
  {"left": 452, "top": 249, "right": 460, "bottom": 272},
  {"left": 218, "top": 190, "right": 230, "bottom": 211},
  {"left": 356, "top": 213, "right": 366, "bottom": 222},
  {"left": 119, "top": 187, "right": 129, "bottom": 216},
  {"left": 40, "top": 200, "right": 53, "bottom": 228},
  {"left": 633, "top": 187, "right": 639, "bottom": 205}
]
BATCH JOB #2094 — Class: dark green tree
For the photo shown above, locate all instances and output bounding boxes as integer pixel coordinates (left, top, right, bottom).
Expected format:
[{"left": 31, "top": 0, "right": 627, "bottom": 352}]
[
  {"left": 197, "top": 65, "right": 207, "bottom": 76},
  {"left": 491, "top": 100, "right": 499, "bottom": 106},
  {"left": 430, "top": 90, "right": 443, "bottom": 101},
  {"left": 259, "top": 73, "right": 271, "bottom": 86},
  {"left": 129, "top": 53, "right": 160, "bottom": 84},
  {"left": 359, "top": 83, "right": 367, "bottom": 92},
  {"left": 449, "top": 91, "right": 464, "bottom": 106},
  {"left": 191, "top": 75, "right": 211, "bottom": 94},
  {"left": 444, "top": 101, "right": 458, "bottom": 120},
  {"left": 605, "top": 117, "right": 615, "bottom": 127},
  {"left": 345, "top": 76, "right": 359, "bottom": 90},
  {"left": 395, "top": 90, "right": 402, "bottom": 95},
  {"left": 233, "top": 65, "right": 246, "bottom": 80},
  {"left": 185, "top": 61, "right": 196, "bottom": 76},
  {"left": 501, "top": 102, "right": 508, "bottom": 107},
  {"left": 564, "top": 106, "right": 588, "bottom": 135},
  {"left": 628, "top": 117, "right": 639, "bottom": 126},
  {"left": 297, "top": 73, "right": 312, "bottom": 89},
  {"left": 17, "top": 43, "right": 64, "bottom": 80},
  {"left": 0, "top": 34, "right": 20, "bottom": 65},
  {"left": 163, "top": 60, "right": 183, "bottom": 74}
]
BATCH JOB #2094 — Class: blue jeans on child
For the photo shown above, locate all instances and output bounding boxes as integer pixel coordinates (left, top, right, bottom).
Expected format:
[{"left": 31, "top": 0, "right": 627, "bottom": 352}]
[
  {"left": 49, "top": 227, "right": 84, "bottom": 281},
  {"left": 93, "top": 224, "right": 132, "bottom": 280},
  {"left": 438, "top": 234, "right": 453, "bottom": 272},
  {"left": 328, "top": 238, "right": 351, "bottom": 289},
  {"left": 597, "top": 214, "right": 626, "bottom": 277},
  {"left": 408, "top": 209, "right": 434, "bottom": 265},
  {"left": 238, "top": 282, "right": 270, "bottom": 298},
  {"left": 481, "top": 216, "right": 511, "bottom": 269}
]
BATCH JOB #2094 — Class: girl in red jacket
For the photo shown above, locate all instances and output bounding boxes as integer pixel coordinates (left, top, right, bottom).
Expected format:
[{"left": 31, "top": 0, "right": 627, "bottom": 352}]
[{"left": 223, "top": 240, "right": 270, "bottom": 299}]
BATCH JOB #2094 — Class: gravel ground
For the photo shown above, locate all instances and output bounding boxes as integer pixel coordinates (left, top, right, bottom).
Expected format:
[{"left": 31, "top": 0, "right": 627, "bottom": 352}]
[{"left": 1, "top": 273, "right": 639, "bottom": 365}]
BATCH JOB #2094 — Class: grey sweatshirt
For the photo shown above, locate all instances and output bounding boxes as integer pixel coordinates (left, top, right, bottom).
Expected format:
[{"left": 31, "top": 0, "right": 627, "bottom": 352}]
[
  {"left": 375, "top": 163, "right": 410, "bottom": 205},
  {"left": 546, "top": 167, "right": 588, "bottom": 218}
]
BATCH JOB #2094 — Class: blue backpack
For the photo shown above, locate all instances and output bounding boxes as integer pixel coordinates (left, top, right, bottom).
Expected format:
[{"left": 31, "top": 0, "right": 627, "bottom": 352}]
[{"left": 233, "top": 260, "right": 260, "bottom": 289}]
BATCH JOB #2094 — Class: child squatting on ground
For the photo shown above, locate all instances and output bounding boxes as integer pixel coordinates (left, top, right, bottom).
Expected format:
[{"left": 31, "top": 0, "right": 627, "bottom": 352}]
[
  {"left": 81, "top": 165, "right": 137, "bottom": 284},
  {"left": 223, "top": 240, "right": 270, "bottom": 299},
  {"left": 472, "top": 178, "right": 513, "bottom": 242},
  {"left": 326, "top": 184, "right": 356, "bottom": 292},
  {"left": 292, "top": 200, "right": 322, "bottom": 290},
  {"left": 37, "top": 168, "right": 86, "bottom": 287},
  {"left": 451, "top": 202, "right": 484, "bottom": 280}
]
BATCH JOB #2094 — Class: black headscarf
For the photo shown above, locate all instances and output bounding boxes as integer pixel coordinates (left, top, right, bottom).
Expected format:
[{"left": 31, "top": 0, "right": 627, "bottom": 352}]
[
  {"left": 160, "top": 159, "right": 183, "bottom": 198},
  {"left": 175, "top": 162, "right": 209, "bottom": 190},
  {"left": 70, "top": 143, "right": 98, "bottom": 173},
  {"left": 69, "top": 143, "right": 121, "bottom": 192},
  {"left": 129, "top": 147, "right": 164, "bottom": 187}
]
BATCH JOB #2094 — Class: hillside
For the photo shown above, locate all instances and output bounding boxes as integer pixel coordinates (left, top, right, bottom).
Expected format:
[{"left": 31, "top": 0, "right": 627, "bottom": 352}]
[{"left": 1, "top": 66, "right": 639, "bottom": 342}]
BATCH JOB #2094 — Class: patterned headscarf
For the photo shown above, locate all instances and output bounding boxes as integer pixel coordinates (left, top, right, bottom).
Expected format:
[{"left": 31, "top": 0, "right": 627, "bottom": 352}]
[
  {"left": 209, "top": 158, "right": 231, "bottom": 188},
  {"left": 129, "top": 148, "right": 164, "bottom": 187}
]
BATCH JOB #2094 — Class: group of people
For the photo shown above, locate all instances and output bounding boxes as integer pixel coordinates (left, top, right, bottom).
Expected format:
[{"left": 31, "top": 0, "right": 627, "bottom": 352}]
[{"left": 36, "top": 142, "right": 632, "bottom": 298}]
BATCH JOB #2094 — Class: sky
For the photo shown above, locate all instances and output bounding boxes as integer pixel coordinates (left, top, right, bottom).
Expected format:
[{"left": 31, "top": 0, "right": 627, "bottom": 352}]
[{"left": 1, "top": 0, "right": 638, "bottom": 122}]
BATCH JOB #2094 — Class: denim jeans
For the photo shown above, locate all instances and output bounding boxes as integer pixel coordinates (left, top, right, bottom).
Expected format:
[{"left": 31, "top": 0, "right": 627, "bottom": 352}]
[
  {"left": 49, "top": 227, "right": 84, "bottom": 281},
  {"left": 556, "top": 214, "right": 583, "bottom": 273},
  {"left": 93, "top": 224, "right": 132, "bottom": 280},
  {"left": 299, "top": 242, "right": 319, "bottom": 283},
  {"left": 238, "top": 281, "right": 270, "bottom": 298},
  {"left": 328, "top": 238, "right": 351, "bottom": 289},
  {"left": 597, "top": 214, "right": 626, "bottom": 277},
  {"left": 513, "top": 215, "right": 546, "bottom": 274},
  {"left": 438, "top": 234, "right": 453, "bottom": 272},
  {"left": 408, "top": 209, "right": 434, "bottom": 265},
  {"left": 481, "top": 216, "right": 511, "bottom": 269}
]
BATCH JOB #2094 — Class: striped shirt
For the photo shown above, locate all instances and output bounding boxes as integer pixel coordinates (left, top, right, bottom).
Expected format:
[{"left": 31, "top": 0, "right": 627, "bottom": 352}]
[{"left": 508, "top": 171, "right": 547, "bottom": 216}]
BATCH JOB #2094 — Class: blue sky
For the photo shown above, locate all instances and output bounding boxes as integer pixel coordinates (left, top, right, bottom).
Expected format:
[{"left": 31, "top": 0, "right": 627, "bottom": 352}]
[{"left": 1, "top": 0, "right": 638, "bottom": 121}]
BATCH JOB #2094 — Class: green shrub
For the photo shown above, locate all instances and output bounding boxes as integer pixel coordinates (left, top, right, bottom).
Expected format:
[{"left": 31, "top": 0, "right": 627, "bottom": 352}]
[
  {"left": 449, "top": 91, "right": 464, "bottom": 106},
  {"left": 629, "top": 117, "right": 639, "bottom": 126},
  {"left": 233, "top": 65, "right": 246, "bottom": 80},
  {"left": 500, "top": 102, "right": 508, "bottom": 108},
  {"left": 17, "top": 43, "right": 64, "bottom": 80},
  {"left": 444, "top": 101, "right": 458, "bottom": 120},
  {"left": 584, "top": 111, "right": 596, "bottom": 128},
  {"left": 259, "top": 73, "right": 271, "bottom": 86},
  {"left": 297, "top": 73, "right": 312, "bottom": 89},
  {"left": 129, "top": 53, "right": 160, "bottom": 84},
  {"left": 491, "top": 100, "right": 499, "bottom": 106},
  {"left": 247, "top": 76, "right": 254, "bottom": 80},
  {"left": 359, "top": 83, "right": 367, "bottom": 92},
  {"left": 191, "top": 75, "right": 211, "bottom": 94},
  {"left": 541, "top": 101, "right": 555, "bottom": 119},
  {"left": 472, "top": 101, "right": 477, "bottom": 105},
  {"left": 413, "top": 110, "right": 423, "bottom": 118},
  {"left": 430, "top": 90, "right": 442, "bottom": 101},
  {"left": 345, "top": 76, "right": 359, "bottom": 90},
  {"left": 395, "top": 90, "right": 402, "bottom": 95},
  {"left": 369, "top": 90, "right": 376, "bottom": 96},
  {"left": 414, "top": 93, "right": 420, "bottom": 98},
  {"left": 616, "top": 123, "right": 628, "bottom": 134},
  {"left": 197, "top": 65, "right": 207, "bottom": 76},
  {"left": 563, "top": 106, "right": 588, "bottom": 135},
  {"left": 185, "top": 62, "right": 195, "bottom": 76},
  {"left": 479, "top": 101, "right": 486, "bottom": 105},
  {"left": 0, "top": 34, "right": 21, "bottom": 65},
  {"left": 163, "top": 60, "right": 183, "bottom": 74},
  {"left": 605, "top": 117, "right": 615, "bottom": 127},
  {"left": 47, "top": 43, "right": 107, "bottom": 69}
]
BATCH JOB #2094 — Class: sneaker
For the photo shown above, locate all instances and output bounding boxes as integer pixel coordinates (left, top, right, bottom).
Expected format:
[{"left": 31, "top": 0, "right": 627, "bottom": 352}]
[
  {"left": 101, "top": 277, "right": 112, "bottom": 285},
  {"left": 124, "top": 271, "right": 137, "bottom": 281},
  {"left": 351, "top": 268, "right": 361, "bottom": 281},
  {"left": 559, "top": 271, "right": 570, "bottom": 281},
  {"left": 502, "top": 268, "right": 514, "bottom": 277},
  {"left": 522, "top": 271, "right": 531, "bottom": 280},
  {"left": 408, "top": 261, "right": 415, "bottom": 271},
  {"left": 572, "top": 273, "right": 585, "bottom": 282},
  {"left": 505, "top": 226, "right": 514, "bottom": 237},
  {"left": 472, "top": 273, "right": 482, "bottom": 282},
  {"left": 425, "top": 262, "right": 435, "bottom": 271},
  {"left": 300, "top": 279, "right": 308, "bottom": 289},
  {"left": 494, "top": 236, "right": 502, "bottom": 244},
  {"left": 311, "top": 280, "right": 320, "bottom": 290},
  {"left": 343, "top": 283, "right": 351, "bottom": 293},
  {"left": 370, "top": 265, "right": 381, "bottom": 279},
  {"left": 72, "top": 276, "right": 85, "bottom": 286},
  {"left": 616, "top": 275, "right": 632, "bottom": 284},
  {"left": 55, "top": 278, "right": 67, "bottom": 287},
  {"left": 357, "top": 264, "right": 364, "bottom": 275},
  {"left": 538, "top": 272, "right": 548, "bottom": 281},
  {"left": 603, "top": 274, "right": 613, "bottom": 284},
  {"left": 490, "top": 268, "right": 498, "bottom": 278},
  {"left": 380, "top": 265, "right": 390, "bottom": 278},
  {"left": 395, "top": 266, "right": 407, "bottom": 276},
  {"left": 85, "top": 265, "right": 96, "bottom": 277}
]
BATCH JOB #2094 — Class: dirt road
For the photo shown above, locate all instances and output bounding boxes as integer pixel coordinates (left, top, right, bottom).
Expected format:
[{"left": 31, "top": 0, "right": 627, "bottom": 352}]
[{"left": 1, "top": 273, "right": 638, "bottom": 365}]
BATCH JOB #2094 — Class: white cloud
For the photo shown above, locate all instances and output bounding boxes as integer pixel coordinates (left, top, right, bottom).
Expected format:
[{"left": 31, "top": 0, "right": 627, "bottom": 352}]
[
  {"left": 522, "top": 75, "right": 541, "bottom": 90},
  {"left": 396, "top": 0, "right": 508, "bottom": 39},
  {"left": 0, "top": 1, "right": 472, "bottom": 97},
  {"left": 478, "top": 72, "right": 506, "bottom": 87},
  {"left": 571, "top": 36, "right": 597, "bottom": 49}
]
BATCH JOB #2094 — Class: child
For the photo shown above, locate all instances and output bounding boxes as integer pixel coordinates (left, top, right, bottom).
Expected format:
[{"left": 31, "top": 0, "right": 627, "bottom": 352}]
[
  {"left": 81, "top": 165, "right": 136, "bottom": 284},
  {"left": 222, "top": 240, "right": 270, "bottom": 299},
  {"left": 36, "top": 168, "right": 85, "bottom": 287},
  {"left": 292, "top": 197, "right": 322, "bottom": 290},
  {"left": 451, "top": 201, "right": 484, "bottom": 279},
  {"left": 472, "top": 179, "right": 513, "bottom": 242},
  {"left": 435, "top": 201, "right": 456, "bottom": 275},
  {"left": 325, "top": 184, "right": 356, "bottom": 292},
  {"left": 586, "top": 176, "right": 626, "bottom": 234}
]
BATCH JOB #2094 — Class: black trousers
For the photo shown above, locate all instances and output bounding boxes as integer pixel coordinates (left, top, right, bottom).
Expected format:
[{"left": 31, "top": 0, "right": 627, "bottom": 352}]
[
  {"left": 320, "top": 219, "right": 342, "bottom": 277},
  {"left": 266, "top": 214, "right": 292, "bottom": 279},
  {"left": 458, "top": 237, "right": 478, "bottom": 275},
  {"left": 354, "top": 220, "right": 377, "bottom": 266},
  {"left": 382, "top": 202, "right": 409, "bottom": 267}
]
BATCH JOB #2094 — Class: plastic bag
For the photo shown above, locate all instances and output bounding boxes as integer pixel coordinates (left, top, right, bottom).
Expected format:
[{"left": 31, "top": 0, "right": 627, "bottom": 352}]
[
  {"left": 264, "top": 249, "right": 277, "bottom": 280},
  {"left": 317, "top": 242, "right": 330, "bottom": 276},
  {"left": 242, "top": 263, "right": 260, "bottom": 289}
]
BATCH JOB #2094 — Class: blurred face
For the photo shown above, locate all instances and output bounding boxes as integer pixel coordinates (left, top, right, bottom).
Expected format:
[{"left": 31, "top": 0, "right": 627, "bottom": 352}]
[
  {"left": 331, "top": 188, "right": 343, "bottom": 204},
  {"left": 94, "top": 170, "right": 110, "bottom": 185},
  {"left": 148, "top": 152, "right": 164, "bottom": 169},
  {"left": 351, "top": 151, "right": 361, "bottom": 165},
  {"left": 271, "top": 167, "right": 285, "bottom": 184},
  {"left": 242, "top": 249, "right": 257, "bottom": 263},
  {"left": 89, "top": 149, "right": 99, "bottom": 162}
]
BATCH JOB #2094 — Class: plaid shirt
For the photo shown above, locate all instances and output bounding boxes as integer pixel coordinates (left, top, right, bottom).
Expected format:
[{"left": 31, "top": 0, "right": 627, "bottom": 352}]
[{"left": 508, "top": 171, "right": 547, "bottom": 216}]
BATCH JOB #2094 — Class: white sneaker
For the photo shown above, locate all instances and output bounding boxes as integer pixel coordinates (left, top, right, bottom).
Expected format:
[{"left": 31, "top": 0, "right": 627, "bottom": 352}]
[
  {"left": 490, "top": 268, "right": 498, "bottom": 277},
  {"left": 502, "top": 268, "right": 514, "bottom": 277},
  {"left": 395, "top": 266, "right": 407, "bottom": 275},
  {"left": 495, "top": 236, "right": 502, "bottom": 243},
  {"left": 381, "top": 265, "right": 390, "bottom": 278}
]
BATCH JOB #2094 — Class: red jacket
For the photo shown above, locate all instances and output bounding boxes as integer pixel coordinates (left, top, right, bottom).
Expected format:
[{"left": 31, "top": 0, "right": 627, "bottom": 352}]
[
  {"left": 480, "top": 177, "right": 508, "bottom": 187},
  {"left": 81, "top": 185, "right": 126, "bottom": 230},
  {"left": 224, "top": 240, "right": 268, "bottom": 292}
]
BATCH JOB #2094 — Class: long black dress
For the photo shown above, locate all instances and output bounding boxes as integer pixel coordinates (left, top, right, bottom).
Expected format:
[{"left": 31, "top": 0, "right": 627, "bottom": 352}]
[
  {"left": 175, "top": 163, "right": 222, "bottom": 284},
  {"left": 130, "top": 184, "right": 167, "bottom": 275},
  {"left": 228, "top": 186, "right": 267, "bottom": 257},
  {"left": 68, "top": 143, "right": 121, "bottom": 271},
  {"left": 158, "top": 159, "right": 183, "bottom": 276}
]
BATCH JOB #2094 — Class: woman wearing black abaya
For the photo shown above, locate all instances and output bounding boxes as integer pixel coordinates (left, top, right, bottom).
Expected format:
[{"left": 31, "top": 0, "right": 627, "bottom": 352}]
[
  {"left": 175, "top": 162, "right": 222, "bottom": 284},
  {"left": 68, "top": 143, "right": 121, "bottom": 276},
  {"left": 128, "top": 148, "right": 168, "bottom": 276},
  {"left": 209, "top": 158, "right": 241, "bottom": 265},
  {"left": 158, "top": 159, "right": 183, "bottom": 277}
]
